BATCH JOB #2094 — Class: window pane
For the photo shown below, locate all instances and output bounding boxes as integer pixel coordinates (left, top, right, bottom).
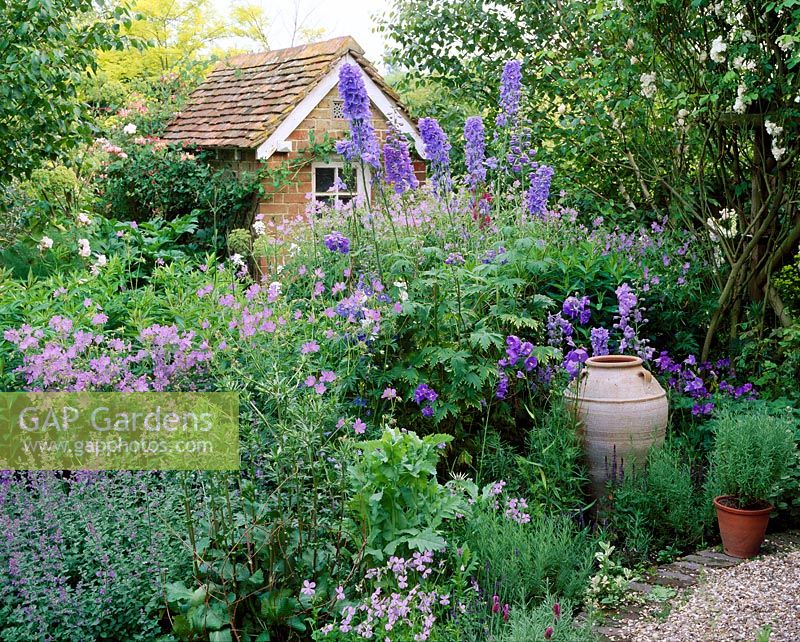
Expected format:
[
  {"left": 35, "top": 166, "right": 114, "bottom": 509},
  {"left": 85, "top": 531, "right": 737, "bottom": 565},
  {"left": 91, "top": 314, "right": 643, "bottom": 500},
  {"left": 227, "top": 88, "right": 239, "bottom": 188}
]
[
  {"left": 336, "top": 168, "right": 357, "bottom": 193},
  {"left": 315, "top": 167, "right": 335, "bottom": 193},
  {"left": 338, "top": 195, "right": 353, "bottom": 204},
  {"left": 315, "top": 195, "right": 333, "bottom": 205}
]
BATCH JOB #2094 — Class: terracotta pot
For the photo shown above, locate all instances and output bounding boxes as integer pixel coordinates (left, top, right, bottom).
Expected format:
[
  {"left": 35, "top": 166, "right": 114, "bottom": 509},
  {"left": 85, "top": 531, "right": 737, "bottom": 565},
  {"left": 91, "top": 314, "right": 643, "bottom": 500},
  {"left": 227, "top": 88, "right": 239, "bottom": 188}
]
[
  {"left": 713, "top": 495, "right": 773, "bottom": 558},
  {"left": 564, "top": 355, "right": 668, "bottom": 499}
]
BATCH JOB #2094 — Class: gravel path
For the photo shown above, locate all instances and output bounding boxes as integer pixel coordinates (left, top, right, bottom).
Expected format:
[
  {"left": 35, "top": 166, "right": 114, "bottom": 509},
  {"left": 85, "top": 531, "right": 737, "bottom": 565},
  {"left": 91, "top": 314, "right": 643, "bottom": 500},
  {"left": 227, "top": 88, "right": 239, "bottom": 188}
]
[{"left": 618, "top": 550, "right": 800, "bottom": 641}]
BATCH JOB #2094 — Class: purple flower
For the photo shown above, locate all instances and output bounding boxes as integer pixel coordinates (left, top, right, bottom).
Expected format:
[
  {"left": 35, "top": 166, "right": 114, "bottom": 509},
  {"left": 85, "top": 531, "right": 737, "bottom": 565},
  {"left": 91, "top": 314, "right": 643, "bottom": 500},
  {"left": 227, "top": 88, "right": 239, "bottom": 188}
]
[
  {"left": 336, "top": 63, "right": 380, "bottom": 168},
  {"left": 590, "top": 327, "right": 610, "bottom": 356},
  {"left": 381, "top": 387, "right": 397, "bottom": 399},
  {"left": 320, "top": 370, "right": 337, "bottom": 383},
  {"left": 353, "top": 418, "right": 366, "bottom": 434},
  {"left": 324, "top": 231, "right": 351, "bottom": 254},
  {"left": 301, "top": 580, "right": 316, "bottom": 597},
  {"left": 496, "top": 374, "right": 509, "bottom": 399},
  {"left": 496, "top": 60, "right": 522, "bottom": 128},
  {"left": 444, "top": 252, "right": 465, "bottom": 266},
  {"left": 544, "top": 626, "right": 554, "bottom": 639},
  {"left": 464, "top": 116, "right": 486, "bottom": 192},
  {"left": 300, "top": 341, "right": 320, "bottom": 355},
  {"left": 525, "top": 164, "right": 554, "bottom": 217},
  {"left": 419, "top": 117, "right": 452, "bottom": 196},
  {"left": 383, "top": 130, "right": 419, "bottom": 194},
  {"left": 414, "top": 383, "right": 438, "bottom": 404},
  {"left": 91, "top": 313, "right": 109, "bottom": 326},
  {"left": 563, "top": 348, "right": 588, "bottom": 379},
  {"left": 616, "top": 283, "right": 638, "bottom": 319},
  {"left": 338, "top": 63, "right": 370, "bottom": 120},
  {"left": 691, "top": 402, "right": 714, "bottom": 416},
  {"left": 562, "top": 295, "right": 591, "bottom": 325},
  {"left": 414, "top": 383, "right": 438, "bottom": 417}
]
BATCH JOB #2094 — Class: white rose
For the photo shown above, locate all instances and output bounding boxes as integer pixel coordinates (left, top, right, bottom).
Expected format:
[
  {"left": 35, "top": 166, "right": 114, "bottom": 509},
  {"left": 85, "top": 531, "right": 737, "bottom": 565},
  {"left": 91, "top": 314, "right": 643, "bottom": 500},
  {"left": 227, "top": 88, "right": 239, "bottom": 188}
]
[
  {"left": 710, "top": 36, "right": 727, "bottom": 63},
  {"left": 123, "top": 123, "right": 137, "bottom": 135},
  {"left": 253, "top": 220, "right": 266, "bottom": 236}
]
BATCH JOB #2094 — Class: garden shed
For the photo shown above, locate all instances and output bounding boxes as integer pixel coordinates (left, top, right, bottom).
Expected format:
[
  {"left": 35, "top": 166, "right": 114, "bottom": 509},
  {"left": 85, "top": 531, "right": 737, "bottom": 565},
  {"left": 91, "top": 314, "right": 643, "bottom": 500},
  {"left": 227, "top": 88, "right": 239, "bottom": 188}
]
[{"left": 163, "top": 36, "right": 426, "bottom": 225}]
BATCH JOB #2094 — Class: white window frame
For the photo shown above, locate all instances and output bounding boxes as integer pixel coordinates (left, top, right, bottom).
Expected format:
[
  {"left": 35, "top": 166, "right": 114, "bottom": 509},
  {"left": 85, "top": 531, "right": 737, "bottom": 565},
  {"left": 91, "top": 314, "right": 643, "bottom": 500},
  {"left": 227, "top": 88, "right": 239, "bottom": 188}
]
[{"left": 311, "top": 162, "right": 367, "bottom": 203}]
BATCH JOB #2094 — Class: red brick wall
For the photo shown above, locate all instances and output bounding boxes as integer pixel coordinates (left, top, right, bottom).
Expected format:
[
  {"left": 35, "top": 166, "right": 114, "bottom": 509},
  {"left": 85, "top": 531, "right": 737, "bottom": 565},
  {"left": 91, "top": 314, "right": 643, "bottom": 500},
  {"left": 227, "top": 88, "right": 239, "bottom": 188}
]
[{"left": 256, "top": 87, "right": 396, "bottom": 226}]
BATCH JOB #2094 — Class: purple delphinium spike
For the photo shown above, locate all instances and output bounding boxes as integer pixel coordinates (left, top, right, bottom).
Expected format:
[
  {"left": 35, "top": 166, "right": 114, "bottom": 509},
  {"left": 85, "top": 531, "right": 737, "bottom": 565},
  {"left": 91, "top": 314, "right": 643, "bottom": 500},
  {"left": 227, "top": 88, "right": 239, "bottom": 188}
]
[
  {"left": 418, "top": 117, "right": 452, "bottom": 197},
  {"left": 464, "top": 116, "right": 486, "bottom": 193},
  {"left": 335, "top": 63, "right": 380, "bottom": 169},
  {"left": 383, "top": 130, "right": 419, "bottom": 194},
  {"left": 496, "top": 60, "right": 522, "bottom": 128}
]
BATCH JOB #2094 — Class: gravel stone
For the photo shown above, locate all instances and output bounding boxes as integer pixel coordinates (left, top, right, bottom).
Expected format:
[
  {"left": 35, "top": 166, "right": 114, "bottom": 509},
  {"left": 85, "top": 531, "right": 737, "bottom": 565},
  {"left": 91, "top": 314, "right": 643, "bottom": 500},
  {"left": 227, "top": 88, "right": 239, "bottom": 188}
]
[{"left": 619, "top": 551, "right": 800, "bottom": 641}]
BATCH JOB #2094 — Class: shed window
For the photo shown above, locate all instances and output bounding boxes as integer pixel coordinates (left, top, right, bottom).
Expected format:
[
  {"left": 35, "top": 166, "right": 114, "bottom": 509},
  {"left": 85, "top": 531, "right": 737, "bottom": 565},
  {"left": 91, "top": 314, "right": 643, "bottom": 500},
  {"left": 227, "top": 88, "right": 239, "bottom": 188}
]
[
  {"left": 312, "top": 164, "right": 357, "bottom": 204},
  {"left": 332, "top": 100, "right": 345, "bottom": 119}
]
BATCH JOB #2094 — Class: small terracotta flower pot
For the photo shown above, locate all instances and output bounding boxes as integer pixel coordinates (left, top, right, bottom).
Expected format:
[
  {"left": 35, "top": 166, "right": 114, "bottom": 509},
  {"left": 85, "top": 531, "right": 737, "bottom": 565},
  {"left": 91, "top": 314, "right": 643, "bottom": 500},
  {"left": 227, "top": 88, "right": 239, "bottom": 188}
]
[{"left": 713, "top": 495, "right": 773, "bottom": 559}]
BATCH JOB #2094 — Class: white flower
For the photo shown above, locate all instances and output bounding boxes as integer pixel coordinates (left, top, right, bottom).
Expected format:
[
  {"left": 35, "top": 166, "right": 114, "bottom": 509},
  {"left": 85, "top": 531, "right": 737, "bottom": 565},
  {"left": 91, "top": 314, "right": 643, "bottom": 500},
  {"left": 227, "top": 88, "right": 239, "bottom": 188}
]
[
  {"left": 123, "top": 123, "right": 137, "bottom": 135},
  {"left": 230, "top": 253, "right": 245, "bottom": 267},
  {"left": 78, "top": 238, "right": 91, "bottom": 258},
  {"left": 765, "top": 119, "right": 783, "bottom": 139},
  {"left": 777, "top": 36, "right": 795, "bottom": 52},
  {"left": 630, "top": 56, "right": 639, "bottom": 65},
  {"left": 90, "top": 254, "right": 108, "bottom": 276},
  {"left": 772, "top": 144, "right": 786, "bottom": 161},
  {"left": 38, "top": 236, "right": 53, "bottom": 251},
  {"left": 710, "top": 36, "right": 727, "bottom": 63},
  {"left": 625, "top": 38, "right": 635, "bottom": 51},
  {"left": 733, "top": 56, "right": 756, "bottom": 72},
  {"left": 77, "top": 212, "right": 92, "bottom": 226},
  {"left": 733, "top": 84, "right": 751, "bottom": 114},
  {"left": 741, "top": 30, "right": 755, "bottom": 43},
  {"left": 640, "top": 72, "right": 657, "bottom": 99},
  {"left": 557, "top": 103, "right": 567, "bottom": 114},
  {"left": 252, "top": 220, "right": 266, "bottom": 236}
]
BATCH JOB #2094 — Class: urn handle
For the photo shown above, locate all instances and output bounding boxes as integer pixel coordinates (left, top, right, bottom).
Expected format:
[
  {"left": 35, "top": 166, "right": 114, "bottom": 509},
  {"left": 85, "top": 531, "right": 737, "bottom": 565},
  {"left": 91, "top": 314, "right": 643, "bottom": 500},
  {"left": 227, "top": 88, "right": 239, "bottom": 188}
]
[{"left": 638, "top": 370, "right": 653, "bottom": 384}]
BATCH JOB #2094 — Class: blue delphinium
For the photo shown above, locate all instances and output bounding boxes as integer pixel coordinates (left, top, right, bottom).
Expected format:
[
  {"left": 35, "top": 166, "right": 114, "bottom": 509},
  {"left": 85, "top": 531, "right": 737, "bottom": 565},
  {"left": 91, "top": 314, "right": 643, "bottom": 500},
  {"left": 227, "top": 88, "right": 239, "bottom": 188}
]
[
  {"left": 418, "top": 117, "right": 452, "bottom": 197},
  {"left": 496, "top": 60, "right": 522, "bottom": 128},
  {"left": 383, "top": 130, "right": 419, "bottom": 194},
  {"left": 335, "top": 63, "right": 380, "bottom": 169},
  {"left": 463, "top": 116, "right": 486, "bottom": 193},
  {"left": 525, "top": 165, "right": 554, "bottom": 217}
]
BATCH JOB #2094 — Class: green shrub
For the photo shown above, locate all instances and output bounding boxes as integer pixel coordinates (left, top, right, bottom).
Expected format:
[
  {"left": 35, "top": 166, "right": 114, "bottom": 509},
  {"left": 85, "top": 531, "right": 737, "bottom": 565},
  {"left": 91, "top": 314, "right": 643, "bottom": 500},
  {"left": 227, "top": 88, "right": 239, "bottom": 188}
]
[
  {"left": 608, "top": 443, "right": 706, "bottom": 562},
  {"left": 519, "top": 401, "right": 588, "bottom": 514},
  {"left": 464, "top": 504, "right": 595, "bottom": 605},
  {"left": 99, "top": 145, "right": 259, "bottom": 251},
  {"left": 706, "top": 407, "right": 797, "bottom": 508},
  {"left": 348, "top": 428, "right": 466, "bottom": 560}
]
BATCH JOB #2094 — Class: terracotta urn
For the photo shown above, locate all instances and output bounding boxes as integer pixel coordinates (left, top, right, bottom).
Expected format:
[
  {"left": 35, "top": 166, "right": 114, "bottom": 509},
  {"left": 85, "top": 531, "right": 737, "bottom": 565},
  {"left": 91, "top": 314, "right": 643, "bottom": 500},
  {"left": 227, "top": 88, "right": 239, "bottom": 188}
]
[
  {"left": 713, "top": 496, "right": 773, "bottom": 558},
  {"left": 564, "top": 355, "right": 668, "bottom": 499}
]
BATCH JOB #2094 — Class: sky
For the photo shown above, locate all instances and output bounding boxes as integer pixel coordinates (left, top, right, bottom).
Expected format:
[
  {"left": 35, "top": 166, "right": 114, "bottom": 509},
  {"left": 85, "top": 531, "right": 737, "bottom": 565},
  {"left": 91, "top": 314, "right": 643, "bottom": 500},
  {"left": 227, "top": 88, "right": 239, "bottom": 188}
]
[{"left": 213, "top": 0, "right": 391, "bottom": 67}]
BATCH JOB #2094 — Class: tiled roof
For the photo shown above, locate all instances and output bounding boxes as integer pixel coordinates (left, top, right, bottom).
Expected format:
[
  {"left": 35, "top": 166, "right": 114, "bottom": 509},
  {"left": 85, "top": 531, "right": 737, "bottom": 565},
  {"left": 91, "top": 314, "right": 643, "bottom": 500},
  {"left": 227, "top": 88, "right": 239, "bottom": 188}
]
[{"left": 162, "top": 36, "right": 409, "bottom": 149}]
